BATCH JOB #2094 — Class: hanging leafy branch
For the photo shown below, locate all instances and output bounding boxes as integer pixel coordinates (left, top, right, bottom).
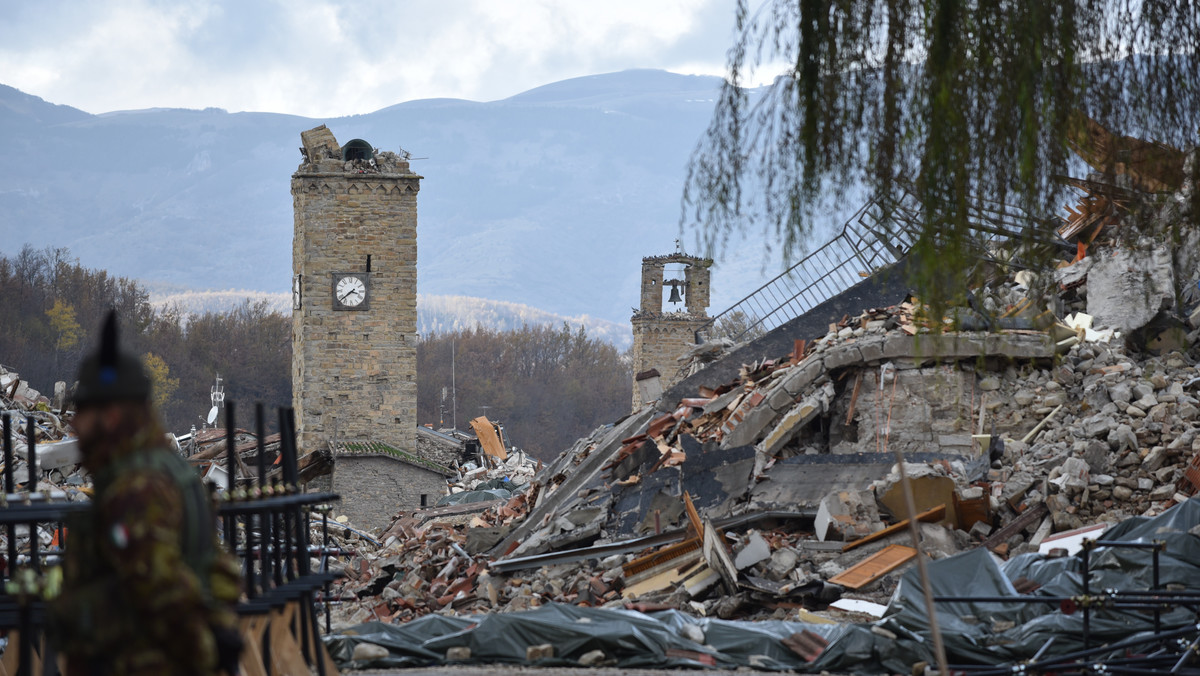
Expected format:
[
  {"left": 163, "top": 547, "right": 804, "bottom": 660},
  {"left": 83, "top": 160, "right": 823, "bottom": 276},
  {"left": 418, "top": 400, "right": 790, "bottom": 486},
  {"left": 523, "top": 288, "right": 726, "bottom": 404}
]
[{"left": 685, "top": 0, "right": 1200, "bottom": 312}]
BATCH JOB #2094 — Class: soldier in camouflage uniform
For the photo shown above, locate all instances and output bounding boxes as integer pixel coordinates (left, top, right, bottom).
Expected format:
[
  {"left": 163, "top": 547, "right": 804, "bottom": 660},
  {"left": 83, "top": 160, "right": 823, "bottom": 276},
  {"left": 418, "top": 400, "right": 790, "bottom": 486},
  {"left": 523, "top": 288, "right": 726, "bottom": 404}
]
[{"left": 50, "top": 312, "right": 242, "bottom": 676}]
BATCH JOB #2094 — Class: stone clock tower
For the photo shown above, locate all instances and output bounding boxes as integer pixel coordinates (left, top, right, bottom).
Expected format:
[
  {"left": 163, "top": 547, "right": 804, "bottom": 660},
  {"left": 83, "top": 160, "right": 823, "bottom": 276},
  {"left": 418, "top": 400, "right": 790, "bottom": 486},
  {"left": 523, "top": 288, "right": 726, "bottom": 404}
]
[{"left": 291, "top": 125, "right": 421, "bottom": 455}]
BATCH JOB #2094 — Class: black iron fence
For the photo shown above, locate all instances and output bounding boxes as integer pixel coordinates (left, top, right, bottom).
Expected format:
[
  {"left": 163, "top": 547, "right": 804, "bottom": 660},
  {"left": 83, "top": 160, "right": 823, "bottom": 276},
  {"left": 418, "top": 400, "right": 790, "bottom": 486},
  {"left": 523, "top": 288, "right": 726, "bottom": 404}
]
[{"left": 0, "top": 402, "right": 342, "bottom": 676}]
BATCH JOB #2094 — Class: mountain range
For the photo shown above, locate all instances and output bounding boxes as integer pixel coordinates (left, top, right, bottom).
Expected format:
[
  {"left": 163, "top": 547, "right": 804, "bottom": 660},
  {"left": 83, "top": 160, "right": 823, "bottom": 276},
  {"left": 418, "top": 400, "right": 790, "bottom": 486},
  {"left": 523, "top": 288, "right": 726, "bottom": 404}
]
[{"left": 0, "top": 70, "right": 804, "bottom": 338}]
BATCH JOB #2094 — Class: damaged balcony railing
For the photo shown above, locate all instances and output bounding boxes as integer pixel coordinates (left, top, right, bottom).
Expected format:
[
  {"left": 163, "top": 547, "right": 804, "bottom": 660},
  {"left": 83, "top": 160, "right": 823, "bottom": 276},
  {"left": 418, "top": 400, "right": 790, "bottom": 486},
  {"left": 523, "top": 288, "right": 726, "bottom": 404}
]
[{"left": 696, "top": 186, "right": 1062, "bottom": 345}]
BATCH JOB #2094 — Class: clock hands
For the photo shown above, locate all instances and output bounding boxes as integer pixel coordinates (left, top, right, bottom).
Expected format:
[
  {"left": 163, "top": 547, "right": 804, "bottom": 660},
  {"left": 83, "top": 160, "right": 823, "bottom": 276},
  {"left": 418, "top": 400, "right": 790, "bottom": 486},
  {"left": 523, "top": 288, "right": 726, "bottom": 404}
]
[{"left": 336, "top": 276, "right": 366, "bottom": 307}]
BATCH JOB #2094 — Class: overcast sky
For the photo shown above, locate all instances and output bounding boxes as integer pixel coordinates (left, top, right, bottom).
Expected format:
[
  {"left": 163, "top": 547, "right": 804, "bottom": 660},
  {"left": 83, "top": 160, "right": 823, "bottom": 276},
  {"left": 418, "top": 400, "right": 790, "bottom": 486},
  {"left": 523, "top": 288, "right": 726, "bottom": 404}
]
[{"left": 1, "top": 0, "right": 742, "bottom": 118}]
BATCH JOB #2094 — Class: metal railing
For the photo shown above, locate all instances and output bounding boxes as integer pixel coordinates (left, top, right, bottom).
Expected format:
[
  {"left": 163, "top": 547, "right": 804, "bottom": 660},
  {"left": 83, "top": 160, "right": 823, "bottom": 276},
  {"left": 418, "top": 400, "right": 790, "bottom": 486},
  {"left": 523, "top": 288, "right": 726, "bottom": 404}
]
[
  {"left": 0, "top": 404, "right": 342, "bottom": 676},
  {"left": 696, "top": 187, "right": 1057, "bottom": 345},
  {"left": 696, "top": 193, "right": 922, "bottom": 344}
]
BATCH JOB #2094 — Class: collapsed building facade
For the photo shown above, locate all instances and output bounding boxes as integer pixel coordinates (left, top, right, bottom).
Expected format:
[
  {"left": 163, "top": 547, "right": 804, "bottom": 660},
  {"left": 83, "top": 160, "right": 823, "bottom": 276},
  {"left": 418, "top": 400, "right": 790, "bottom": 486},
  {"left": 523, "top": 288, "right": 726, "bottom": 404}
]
[{"left": 315, "top": 122, "right": 1200, "bottom": 672}]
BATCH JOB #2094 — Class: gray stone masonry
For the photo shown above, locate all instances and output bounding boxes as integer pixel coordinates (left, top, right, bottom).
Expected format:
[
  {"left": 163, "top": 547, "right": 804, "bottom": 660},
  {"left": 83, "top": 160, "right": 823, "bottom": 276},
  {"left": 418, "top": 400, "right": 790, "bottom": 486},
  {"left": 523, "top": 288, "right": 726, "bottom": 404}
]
[
  {"left": 631, "top": 315, "right": 709, "bottom": 408},
  {"left": 332, "top": 455, "right": 447, "bottom": 533},
  {"left": 291, "top": 128, "right": 422, "bottom": 457},
  {"left": 415, "top": 427, "right": 464, "bottom": 468},
  {"left": 717, "top": 331, "right": 1054, "bottom": 456},
  {"left": 1087, "top": 240, "right": 1175, "bottom": 334},
  {"left": 631, "top": 252, "right": 713, "bottom": 409}
]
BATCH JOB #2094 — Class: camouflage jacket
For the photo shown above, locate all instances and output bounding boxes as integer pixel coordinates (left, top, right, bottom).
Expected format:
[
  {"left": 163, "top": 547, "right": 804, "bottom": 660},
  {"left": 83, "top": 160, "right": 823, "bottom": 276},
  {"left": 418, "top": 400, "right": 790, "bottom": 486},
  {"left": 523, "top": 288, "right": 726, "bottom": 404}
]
[{"left": 51, "top": 429, "right": 240, "bottom": 676}]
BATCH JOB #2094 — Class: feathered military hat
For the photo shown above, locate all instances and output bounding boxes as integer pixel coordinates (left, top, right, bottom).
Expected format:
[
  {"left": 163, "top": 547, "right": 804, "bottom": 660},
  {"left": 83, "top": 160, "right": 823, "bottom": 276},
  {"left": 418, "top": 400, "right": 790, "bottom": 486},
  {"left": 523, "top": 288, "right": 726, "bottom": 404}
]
[{"left": 72, "top": 310, "right": 151, "bottom": 407}]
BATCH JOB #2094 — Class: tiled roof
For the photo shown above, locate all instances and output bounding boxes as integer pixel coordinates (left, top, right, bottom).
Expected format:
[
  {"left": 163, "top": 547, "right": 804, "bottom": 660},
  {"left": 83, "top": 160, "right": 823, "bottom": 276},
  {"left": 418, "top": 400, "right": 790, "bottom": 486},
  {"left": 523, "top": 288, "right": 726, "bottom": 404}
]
[
  {"left": 333, "top": 440, "right": 456, "bottom": 476},
  {"left": 416, "top": 426, "right": 464, "bottom": 446}
]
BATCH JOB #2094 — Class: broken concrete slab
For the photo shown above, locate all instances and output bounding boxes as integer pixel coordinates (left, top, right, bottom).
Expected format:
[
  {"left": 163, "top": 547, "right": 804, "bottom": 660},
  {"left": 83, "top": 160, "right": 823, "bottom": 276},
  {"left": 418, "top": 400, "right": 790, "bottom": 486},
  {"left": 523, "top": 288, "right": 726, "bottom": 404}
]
[
  {"left": 680, "top": 440, "right": 756, "bottom": 517},
  {"left": 611, "top": 472, "right": 684, "bottom": 537},
  {"left": 855, "top": 335, "right": 887, "bottom": 363},
  {"left": 919, "top": 522, "right": 966, "bottom": 558},
  {"left": 720, "top": 394, "right": 781, "bottom": 449},
  {"left": 762, "top": 546, "right": 800, "bottom": 581},
  {"left": 747, "top": 452, "right": 957, "bottom": 512},
  {"left": 781, "top": 357, "right": 825, "bottom": 397},
  {"left": 1087, "top": 240, "right": 1176, "bottom": 334},
  {"left": 766, "top": 380, "right": 798, "bottom": 412},
  {"left": 814, "top": 489, "right": 884, "bottom": 542},
  {"left": 491, "top": 407, "right": 657, "bottom": 556},
  {"left": 1048, "top": 456, "right": 1090, "bottom": 494},
  {"left": 822, "top": 342, "right": 864, "bottom": 371},
  {"left": 757, "top": 383, "right": 836, "bottom": 456},
  {"left": 734, "top": 531, "right": 771, "bottom": 570},
  {"left": 657, "top": 258, "right": 914, "bottom": 412}
]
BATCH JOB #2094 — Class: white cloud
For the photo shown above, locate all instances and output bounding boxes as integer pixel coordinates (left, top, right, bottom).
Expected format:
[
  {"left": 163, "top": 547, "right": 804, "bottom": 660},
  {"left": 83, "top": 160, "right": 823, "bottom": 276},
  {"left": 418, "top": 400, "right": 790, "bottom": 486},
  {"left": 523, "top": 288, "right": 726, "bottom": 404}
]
[{"left": 0, "top": 0, "right": 735, "bottom": 116}]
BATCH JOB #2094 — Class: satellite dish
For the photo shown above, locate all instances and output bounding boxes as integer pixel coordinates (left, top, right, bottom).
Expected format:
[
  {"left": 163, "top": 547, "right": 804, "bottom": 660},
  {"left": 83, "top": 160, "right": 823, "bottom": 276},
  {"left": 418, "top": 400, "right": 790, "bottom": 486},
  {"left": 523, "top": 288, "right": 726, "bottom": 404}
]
[{"left": 207, "top": 406, "right": 218, "bottom": 425}]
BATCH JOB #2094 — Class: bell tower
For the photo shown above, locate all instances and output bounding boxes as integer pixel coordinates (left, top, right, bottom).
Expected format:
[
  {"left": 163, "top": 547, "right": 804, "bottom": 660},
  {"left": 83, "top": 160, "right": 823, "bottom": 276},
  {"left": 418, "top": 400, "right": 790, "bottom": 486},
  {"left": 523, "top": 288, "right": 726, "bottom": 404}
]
[
  {"left": 291, "top": 125, "right": 421, "bottom": 454},
  {"left": 630, "top": 250, "right": 712, "bottom": 409}
]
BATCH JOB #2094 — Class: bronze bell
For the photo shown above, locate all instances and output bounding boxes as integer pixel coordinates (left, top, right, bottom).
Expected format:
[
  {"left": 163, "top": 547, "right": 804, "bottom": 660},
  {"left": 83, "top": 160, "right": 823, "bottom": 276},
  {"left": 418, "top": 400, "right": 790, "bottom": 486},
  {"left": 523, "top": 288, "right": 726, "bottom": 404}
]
[{"left": 667, "top": 282, "right": 683, "bottom": 304}]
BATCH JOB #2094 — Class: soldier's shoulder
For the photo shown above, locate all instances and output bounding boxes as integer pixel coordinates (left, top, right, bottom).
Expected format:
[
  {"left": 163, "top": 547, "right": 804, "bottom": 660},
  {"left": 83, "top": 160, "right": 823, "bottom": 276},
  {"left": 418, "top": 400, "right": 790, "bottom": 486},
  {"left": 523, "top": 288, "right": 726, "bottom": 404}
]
[
  {"left": 105, "top": 458, "right": 177, "bottom": 492},
  {"left": 99, "top": 461, "right": 184, "bottom": 515}
]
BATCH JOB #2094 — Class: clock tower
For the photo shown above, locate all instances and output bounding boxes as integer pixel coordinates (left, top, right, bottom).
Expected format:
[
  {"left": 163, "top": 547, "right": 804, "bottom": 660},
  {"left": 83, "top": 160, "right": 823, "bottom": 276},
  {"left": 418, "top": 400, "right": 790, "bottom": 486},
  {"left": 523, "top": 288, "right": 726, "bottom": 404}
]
[{"left": 291, "top": 126, "right": 421, "bottom": 455}]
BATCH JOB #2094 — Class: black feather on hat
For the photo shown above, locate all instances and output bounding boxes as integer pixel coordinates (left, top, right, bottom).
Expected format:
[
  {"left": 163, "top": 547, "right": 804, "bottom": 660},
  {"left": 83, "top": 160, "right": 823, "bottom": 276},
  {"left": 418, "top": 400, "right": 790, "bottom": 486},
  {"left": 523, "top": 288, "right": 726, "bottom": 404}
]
[{"left": 73, "top": 310, "right": 151, "bottom": 408}]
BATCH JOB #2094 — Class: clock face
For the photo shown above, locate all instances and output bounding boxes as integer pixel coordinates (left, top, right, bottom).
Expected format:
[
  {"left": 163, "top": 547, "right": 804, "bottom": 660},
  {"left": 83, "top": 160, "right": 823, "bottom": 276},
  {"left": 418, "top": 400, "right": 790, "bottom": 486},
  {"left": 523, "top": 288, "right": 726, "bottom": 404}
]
[{"left": 335, "top": 275, "right": 367, "bottom": 308}]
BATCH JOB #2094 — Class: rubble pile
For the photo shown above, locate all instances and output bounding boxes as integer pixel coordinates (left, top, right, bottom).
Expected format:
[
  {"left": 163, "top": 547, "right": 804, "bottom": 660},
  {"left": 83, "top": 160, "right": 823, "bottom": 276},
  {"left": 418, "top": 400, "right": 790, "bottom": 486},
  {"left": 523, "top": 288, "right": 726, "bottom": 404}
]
[
  {"left": 0, "top": 365, "right": 57, "bottom": 413},
  {"left": 319, "top": 491, "right": 551, "bottom": 627},
  {"left": 0, "top": 367, "right": 91, "bottom": 571},
  {"left": 970, "top": 336, "right": 1200, "bottom": 534},
  {"left": 322, "top": 293, "right": 1200, "bottom": 631},
  {"left": 443, "top": 450, "right": 539, "bottom": 505},
  {"left": 323, "top": 490, "right": 862, "bottom": 629},
  {"left": 298, "top": 124, "right": 413, "bottom": 176},
  {"left": 0, "top": 365, "right": 86, "bottom": 489},
  {"left": 322, "top": 127, "right": 1200, "bottom": 653},
  {"left": 327, "top": 500, "right": 1200, "bottom": 672},
  {"left": 182, "top": 426, "right": 332, "bottom": 486}
]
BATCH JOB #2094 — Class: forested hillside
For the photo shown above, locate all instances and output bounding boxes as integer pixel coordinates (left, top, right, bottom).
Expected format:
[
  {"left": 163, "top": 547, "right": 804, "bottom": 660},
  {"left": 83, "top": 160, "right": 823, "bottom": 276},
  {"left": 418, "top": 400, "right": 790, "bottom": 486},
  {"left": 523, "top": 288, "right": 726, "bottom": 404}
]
[
  {"left": 0, "top": 246, "right": 291, "bottom": 431},
  {"left": 1, "top": 247, "right": 631, "bottom": 458},
  {"left": 416, "top": 326, "right": 632, "bottom": 461}
]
